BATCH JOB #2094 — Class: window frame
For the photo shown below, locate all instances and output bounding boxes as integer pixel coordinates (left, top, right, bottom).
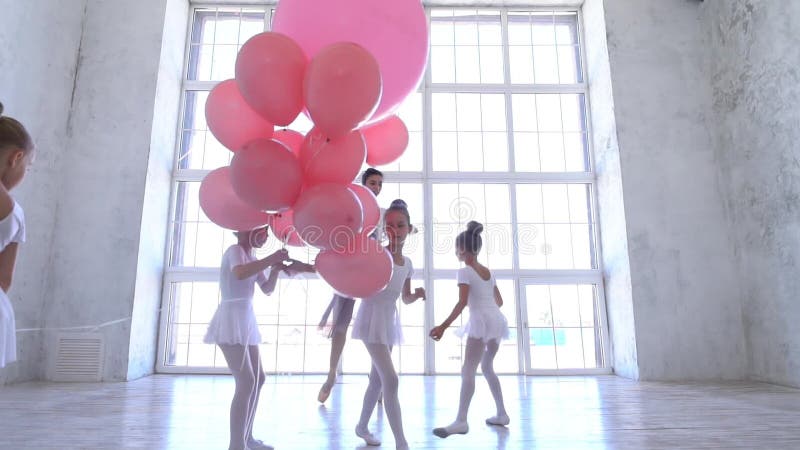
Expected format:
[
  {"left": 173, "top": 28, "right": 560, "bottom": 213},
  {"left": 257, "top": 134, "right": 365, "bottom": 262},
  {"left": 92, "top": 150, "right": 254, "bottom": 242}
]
[{"left": 156, "top": 3, "right": 612, "bottom": 376}]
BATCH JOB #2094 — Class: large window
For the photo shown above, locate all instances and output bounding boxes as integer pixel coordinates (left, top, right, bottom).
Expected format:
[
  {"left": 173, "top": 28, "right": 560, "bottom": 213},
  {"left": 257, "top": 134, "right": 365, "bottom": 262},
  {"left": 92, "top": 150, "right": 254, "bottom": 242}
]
[{"left": 157, "top": 5, "right": 610, "bottom": 376}]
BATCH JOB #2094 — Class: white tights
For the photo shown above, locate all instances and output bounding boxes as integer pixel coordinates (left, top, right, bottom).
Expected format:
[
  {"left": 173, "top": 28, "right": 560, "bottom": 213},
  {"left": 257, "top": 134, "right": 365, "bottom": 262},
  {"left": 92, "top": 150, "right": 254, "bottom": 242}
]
[
  {"left": 357, "top": 343, "right": 407, "bottom": 449},
  {"left": 456, "top": 337, "right": 507, "bottom": 423},
  {"left": 219, "top": 344, "right": 267, "bottom": 450}
]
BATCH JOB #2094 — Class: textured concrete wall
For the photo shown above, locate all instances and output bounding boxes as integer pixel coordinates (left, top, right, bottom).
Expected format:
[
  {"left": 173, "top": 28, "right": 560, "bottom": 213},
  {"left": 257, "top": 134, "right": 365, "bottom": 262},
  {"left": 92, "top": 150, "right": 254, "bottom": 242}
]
[
  {"left": 0, "top": 0, "right": 86, "bottom": 384},
  {"left": 583, "top": 0, "right": 638, "bottom": 379},
  {"left": 127, "top": 0, "right": 188, "bottom": 380},
  {"left": 595, "top": 0, "right": 748, "bottom": 380},
  {"left": 708, "top": 0, "right": 800, "bottom": 387},
  {"left": 1, "top": 0, "right": 184, "bottom": 383},
  {"left": 42, "top": 0, "right": 180, "bottom": 381}
]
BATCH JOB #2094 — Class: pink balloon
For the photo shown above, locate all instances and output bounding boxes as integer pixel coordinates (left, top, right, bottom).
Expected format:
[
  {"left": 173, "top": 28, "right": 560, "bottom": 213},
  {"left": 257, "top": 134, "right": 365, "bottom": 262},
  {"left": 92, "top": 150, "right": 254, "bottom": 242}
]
[
  {"left": 349, "top": 184, "right": 380, "bottom": 237},
  {"left": 205, "top": 79, "right": 274, "bottom": 151},
  {"left": 199, "top": 167, "right": 270, "bottom": 231},
  {"left": 273, "top": 0, "right": 428, "bottom": 124},
  {"left": 236, "top": 32, "right": 307, "bottom": 126},
  {"left": 303, "top": 42, "right": 381, "bottom": 138},
  {"left": 293, "top": 183, "right": 363, "bottom": 249},
  {"left": 363, "top": 116, "right": 409, "bottom": 166},
  {"left": 230, "top": 139, "right": 304, "bottom": 212},
  {"left": 316, "top": 237, "right": 392, "bottom": 298},
  {"left": 270, "top": 209, "right": 304, "bottom": 247},
  {"left": 272, "top": 129, "right": 304, "bottom": 158},
  {"left": 300, "top": 128, "right": 366, "bottom": 186}
]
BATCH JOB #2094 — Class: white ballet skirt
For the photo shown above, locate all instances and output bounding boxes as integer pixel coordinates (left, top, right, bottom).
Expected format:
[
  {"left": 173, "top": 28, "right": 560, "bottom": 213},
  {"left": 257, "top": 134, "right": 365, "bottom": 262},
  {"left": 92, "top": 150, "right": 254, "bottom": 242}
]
[
  {"left": 454, "top": 266, "right": 509, "bottom": 343},
  {"left": 0, "top": 290, "right": 16, "bottom": 367},
  {"left": 204, "top": 245, "right": 268, "bottom": 346},
  {"left": 352, "top": 256, "right": 413, "bottom": 346},
  {"left": 204, "top": 298, "right": 262, "bottom": 346},
  {"left": 0, "top": 202, "right": 25, "bottom": 368}
]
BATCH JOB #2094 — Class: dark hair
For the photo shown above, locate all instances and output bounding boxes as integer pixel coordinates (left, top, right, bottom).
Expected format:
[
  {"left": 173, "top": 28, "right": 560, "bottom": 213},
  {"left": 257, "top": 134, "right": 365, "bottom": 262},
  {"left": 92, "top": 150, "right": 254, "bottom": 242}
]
[
  {"left": 456, "top": 221, "right": 484, "bottom": 254},
  {"left": 0, "top": 103, "right": 34, "bottom": 154},
  {"left": 361, "top": 168, "right": 383, "bottom": 185}
]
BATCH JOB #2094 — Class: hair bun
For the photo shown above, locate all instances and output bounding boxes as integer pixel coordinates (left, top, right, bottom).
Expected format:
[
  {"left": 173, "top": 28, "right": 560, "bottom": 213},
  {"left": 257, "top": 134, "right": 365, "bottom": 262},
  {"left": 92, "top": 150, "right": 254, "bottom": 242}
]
[
  {"left": 390, "top": 199, "right": 408, "bottom": 209},
  {"left": 466, "top": 221, "right": 484, "bottom": 234}
]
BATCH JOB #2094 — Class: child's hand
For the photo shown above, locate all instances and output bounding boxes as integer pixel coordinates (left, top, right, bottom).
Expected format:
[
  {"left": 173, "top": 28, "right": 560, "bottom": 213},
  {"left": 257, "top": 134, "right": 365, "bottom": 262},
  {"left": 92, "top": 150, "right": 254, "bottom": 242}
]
[
  {"left": 282, "top": 260, "right": 310, "bottom": 276},
  {"left": 267, "top": 249, "right": 289, "bottom": 265},
  {"left": 429, "top": 325, "right": 445, "bottom": 341},
  {"left": 414, "top": 287, "right": 426, "bottom": 301}
]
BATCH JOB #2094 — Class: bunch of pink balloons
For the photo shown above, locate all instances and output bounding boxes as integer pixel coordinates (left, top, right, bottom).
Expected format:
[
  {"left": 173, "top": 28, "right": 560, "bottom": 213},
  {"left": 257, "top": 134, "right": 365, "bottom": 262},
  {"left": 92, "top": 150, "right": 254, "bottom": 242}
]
[{"left": 197, "top": 0, "right": 428, "bottom": 298}]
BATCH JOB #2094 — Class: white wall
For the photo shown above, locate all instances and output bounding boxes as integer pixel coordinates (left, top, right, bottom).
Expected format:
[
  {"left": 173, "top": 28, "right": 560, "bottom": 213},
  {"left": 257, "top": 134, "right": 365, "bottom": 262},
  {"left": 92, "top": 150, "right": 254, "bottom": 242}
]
[
  {"left": 708, "top": 0, "right": 800, "bottom": 387},
  {"left": 41, "top": 0, "right": 185, "bottom": 381},
  {"left": 0, "top": 0, "right": 185, "bottom": 383},
  {"left": 0, "top": 0, "right": 87, "bottom": 384},
  {"left": 128, "top": 0, "right": 188, "bottom": 380},
  {"left": 589, "top": 0, "right": 748, "bottom": 380}
]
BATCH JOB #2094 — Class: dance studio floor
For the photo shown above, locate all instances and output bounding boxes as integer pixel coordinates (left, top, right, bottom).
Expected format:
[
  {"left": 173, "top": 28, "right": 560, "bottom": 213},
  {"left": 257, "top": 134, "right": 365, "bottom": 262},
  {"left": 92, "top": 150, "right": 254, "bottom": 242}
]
[{"left": 1, "top": 374, "right": 799, "bottom": 449}]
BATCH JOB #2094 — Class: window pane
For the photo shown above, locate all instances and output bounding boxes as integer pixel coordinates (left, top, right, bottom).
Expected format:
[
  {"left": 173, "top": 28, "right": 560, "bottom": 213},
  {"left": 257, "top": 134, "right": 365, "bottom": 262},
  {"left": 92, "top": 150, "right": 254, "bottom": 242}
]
[
  {"left": 507, "top": 11, "right": 581, "bottom": 85},
  {"left": 525, "top": 284, "right": 601, "bottom": 370},
  {"left": 432, "top": 94, "right": 508, "bottom": 172},
  {"left": 187, "top": 9, "right": 267, "bottom": 82},
  {"left": 431, "top": 46, "right": 456, "bottom": 83},
  {"left": 431, "top": 9, "right": 504, "bottom": 85},
  {"left": 516, "top": 184, "right": 596, "bottom": 270}
]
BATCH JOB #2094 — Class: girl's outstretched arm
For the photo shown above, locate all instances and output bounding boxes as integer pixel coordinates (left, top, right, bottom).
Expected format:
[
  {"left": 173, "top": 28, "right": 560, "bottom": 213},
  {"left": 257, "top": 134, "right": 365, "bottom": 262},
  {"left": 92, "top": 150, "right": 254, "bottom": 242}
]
[
  {"left": 429, "top": 284, "right": 469, "bottom": 341},
  {"left": 282, "top": 259, "right": 315, "bottom": 277},
  {"left": 401, "top": 278, "right": 425, "bottom": 304},
  {"left": 232, "top": 248, "right": 288, "bottom": 280}
]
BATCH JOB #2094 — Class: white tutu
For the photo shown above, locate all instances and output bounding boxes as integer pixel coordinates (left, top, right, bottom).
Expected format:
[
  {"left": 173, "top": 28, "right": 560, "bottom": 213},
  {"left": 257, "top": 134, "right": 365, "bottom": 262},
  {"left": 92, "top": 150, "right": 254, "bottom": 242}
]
[
  {"left": 0, "top": 290, "right": 16, "bottom": 368},
  {"left": 351, "top": 300, "right": 403, "bottom": 346},
  {"left": 455, "top": 307, "right": 509, "bottom": 343},
  {"left": 204, "top": 299, "right": 262, "bottom": 346}
]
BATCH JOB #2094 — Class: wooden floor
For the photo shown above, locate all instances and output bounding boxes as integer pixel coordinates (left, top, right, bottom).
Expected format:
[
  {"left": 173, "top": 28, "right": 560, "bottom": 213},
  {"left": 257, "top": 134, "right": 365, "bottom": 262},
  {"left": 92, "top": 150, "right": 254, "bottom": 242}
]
[{"left": 1, "top": 374, "right": 799, "bottom": 449}]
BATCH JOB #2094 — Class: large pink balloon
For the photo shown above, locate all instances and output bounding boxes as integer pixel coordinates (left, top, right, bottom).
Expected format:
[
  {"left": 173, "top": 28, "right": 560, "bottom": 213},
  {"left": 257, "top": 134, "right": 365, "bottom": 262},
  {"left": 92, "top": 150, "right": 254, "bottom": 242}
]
[
  {"left": 293, "top": 183, "right": 363, "bottom": 250},
  {"left": 272, "top": 129, "right": 304, "bottom": 158},
  {"left": 316, "top": 237, "right": 392, "bottom": 298},
  {"left": 270, "top": 209, "right": 304, "bottom": 247},
  {"left": 205, "top": 79, "right": 274, "bottom": 151},
  {"left": 230, "top": 139, "right": 303, "bottom": 212},
  {"left": 349, "top": 184, "right": 380, "bottom": 237},
  {"left": 300, "top": 128, "right": 366, "bottom": 186},
  {"left": 236, "top": 32, "right": 307, "bottom": 126},
  {"left": 273, "top": 0, "right": 428, "bottom": 124},
  {"left": 304, "top": 42, "right": 381, "bottom": 138},
  {"left": 364, "top": 116, "right": 409, "bottom": 166},
  {"left": 199, "top": 167, "right": 270, "bottom": 231}
]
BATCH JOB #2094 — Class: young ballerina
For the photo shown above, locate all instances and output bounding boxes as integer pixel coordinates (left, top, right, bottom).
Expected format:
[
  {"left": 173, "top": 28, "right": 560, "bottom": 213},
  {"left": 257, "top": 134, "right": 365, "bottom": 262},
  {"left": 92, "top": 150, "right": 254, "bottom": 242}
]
[
  {"left": 317, "top": 168, "right": 384, "bottom": 403},
  {"left": 429, "top": 221, "right": 510, "bottom": 438},
  {"left": 0, "top": 103, "right": 33, "bottom": 369},
  {"left": 352, "top": 199, "right": 425, "bottom": 450},
  {"left": 204, "top": 226, "right": 313, "bottom": 450}
]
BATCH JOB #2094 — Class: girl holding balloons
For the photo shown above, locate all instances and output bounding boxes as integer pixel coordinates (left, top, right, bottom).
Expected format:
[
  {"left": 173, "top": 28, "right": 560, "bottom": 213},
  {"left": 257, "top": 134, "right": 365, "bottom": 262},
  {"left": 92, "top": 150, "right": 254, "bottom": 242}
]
[
  {"left": 317, "top": 168, "right": 384, "bottom": 404},
  {"left": 204, "top": 226, "right": 313, "bottom": 450},
  {"left": 351, "top": 200, "right": 425, "bottom": 449}
]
